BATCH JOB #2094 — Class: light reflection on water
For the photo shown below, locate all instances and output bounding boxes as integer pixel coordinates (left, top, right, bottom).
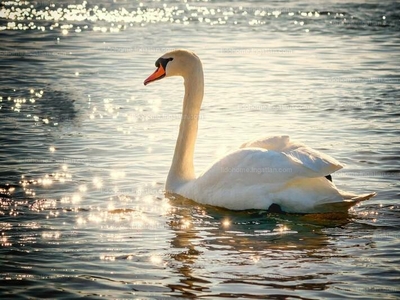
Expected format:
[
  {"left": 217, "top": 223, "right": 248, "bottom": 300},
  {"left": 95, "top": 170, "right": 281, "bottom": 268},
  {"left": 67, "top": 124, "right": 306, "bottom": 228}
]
[{"left": 1, "top": 0, "right": 400, "bottom": 298}]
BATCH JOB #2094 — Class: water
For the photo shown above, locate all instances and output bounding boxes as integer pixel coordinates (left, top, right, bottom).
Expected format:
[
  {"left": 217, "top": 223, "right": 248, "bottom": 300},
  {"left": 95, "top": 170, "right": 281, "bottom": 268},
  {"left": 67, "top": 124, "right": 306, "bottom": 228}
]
[{"left": 1, "top": 0, "right": 400, "bottom": 298}]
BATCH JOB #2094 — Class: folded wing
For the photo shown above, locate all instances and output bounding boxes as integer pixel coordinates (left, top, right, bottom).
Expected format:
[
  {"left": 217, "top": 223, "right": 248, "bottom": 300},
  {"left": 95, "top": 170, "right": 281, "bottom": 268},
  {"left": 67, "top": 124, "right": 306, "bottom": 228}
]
[{"left": 240, "top": 135, "right": 343, "bottom": 177}]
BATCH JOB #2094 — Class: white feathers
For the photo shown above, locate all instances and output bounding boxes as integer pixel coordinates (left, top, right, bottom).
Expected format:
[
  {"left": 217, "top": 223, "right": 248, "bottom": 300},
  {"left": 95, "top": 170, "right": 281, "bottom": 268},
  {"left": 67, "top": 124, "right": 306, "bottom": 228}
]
[
  {"left": 177, "top": 141, "right": 375, "bottom": 213},
  {"left": 241, "top": 135, "right": 343, "bottom": 176}
]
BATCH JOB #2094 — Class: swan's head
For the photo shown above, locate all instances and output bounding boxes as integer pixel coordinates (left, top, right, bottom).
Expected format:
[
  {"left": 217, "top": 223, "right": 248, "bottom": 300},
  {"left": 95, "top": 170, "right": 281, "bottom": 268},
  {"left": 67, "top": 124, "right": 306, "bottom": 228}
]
[{"left": 143, "top": 49, "right": 201, "bottom": 86}]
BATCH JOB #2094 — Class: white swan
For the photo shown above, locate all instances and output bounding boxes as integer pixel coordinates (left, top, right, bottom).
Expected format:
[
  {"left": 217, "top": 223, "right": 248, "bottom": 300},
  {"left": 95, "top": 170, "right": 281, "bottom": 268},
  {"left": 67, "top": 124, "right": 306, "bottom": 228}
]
[{"left": 143, "top": 49, "right": 376, "bottom": 213}]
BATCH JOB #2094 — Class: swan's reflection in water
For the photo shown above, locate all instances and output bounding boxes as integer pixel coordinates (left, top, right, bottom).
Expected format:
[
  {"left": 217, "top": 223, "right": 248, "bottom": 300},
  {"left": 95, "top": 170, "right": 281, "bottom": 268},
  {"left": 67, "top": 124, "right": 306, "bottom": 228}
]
[{"left": 164, "top": 193, "right": 353, "bottom": 297}]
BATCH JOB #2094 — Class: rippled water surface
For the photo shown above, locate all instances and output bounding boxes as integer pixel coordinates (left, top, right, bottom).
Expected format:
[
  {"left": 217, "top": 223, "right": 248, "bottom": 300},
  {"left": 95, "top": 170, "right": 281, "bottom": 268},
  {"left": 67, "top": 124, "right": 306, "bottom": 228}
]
[{"left": 1, "top": 0, "right": 400, "bottom": 298}]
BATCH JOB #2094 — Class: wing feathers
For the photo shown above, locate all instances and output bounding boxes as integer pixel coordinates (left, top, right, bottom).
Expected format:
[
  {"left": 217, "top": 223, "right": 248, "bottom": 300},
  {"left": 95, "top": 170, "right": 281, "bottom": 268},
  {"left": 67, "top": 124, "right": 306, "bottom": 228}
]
[{"left": 241, "top": 135, "right": 343, "bottom": 177}]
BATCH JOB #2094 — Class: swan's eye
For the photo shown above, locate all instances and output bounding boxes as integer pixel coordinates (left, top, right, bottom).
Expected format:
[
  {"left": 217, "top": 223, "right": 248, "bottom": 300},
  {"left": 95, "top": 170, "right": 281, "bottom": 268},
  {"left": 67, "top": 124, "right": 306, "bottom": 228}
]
[{"left": 155, "top": 57, "right": 173, "bottom": 69}]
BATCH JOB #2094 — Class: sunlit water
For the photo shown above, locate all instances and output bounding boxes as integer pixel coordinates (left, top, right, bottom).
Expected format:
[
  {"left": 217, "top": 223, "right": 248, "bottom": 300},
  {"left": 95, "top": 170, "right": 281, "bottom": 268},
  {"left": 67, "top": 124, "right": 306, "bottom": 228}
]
[{"left": 1, "top": 0, "right": 400, "bottom": 298}]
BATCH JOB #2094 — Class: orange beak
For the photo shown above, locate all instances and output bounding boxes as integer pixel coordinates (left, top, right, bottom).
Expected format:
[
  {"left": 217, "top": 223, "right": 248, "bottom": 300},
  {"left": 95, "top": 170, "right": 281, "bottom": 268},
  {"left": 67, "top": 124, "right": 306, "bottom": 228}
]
[{"left": 144, "top": 65, "right": 166, "bottom": 86}]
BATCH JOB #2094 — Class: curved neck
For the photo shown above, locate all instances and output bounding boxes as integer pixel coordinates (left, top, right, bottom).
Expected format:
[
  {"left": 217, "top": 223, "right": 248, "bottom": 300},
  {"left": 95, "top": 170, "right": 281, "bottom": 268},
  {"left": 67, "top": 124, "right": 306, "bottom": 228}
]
[{"left": 166, "top": 66, "right": 204, "bottom": 191}]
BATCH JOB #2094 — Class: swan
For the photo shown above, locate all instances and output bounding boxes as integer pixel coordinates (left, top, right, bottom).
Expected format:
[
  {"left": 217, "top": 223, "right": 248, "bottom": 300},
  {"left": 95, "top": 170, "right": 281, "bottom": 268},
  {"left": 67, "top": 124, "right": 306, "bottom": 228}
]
[{"left": 143, "top": 49, "right": 376, "bottom": 213}]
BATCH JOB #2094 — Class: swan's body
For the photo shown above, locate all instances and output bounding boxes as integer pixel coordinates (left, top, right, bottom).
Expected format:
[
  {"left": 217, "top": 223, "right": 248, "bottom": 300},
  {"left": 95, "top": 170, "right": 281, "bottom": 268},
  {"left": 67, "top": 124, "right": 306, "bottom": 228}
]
[{"left": 144, "top": 49, "right": 375, "bottom": 213}]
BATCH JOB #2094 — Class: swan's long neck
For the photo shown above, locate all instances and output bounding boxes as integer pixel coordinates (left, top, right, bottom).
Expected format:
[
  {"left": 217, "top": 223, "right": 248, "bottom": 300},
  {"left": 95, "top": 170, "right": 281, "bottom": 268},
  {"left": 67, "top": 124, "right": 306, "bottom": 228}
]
[{"left": 166, "top": 64, "right": 204, "bottom": 191}]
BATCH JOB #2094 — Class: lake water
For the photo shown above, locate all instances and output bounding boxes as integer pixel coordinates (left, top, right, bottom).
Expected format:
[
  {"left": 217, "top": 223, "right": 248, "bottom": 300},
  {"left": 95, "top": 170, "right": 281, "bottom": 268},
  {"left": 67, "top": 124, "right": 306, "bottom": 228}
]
[{"left": 1, "top": 0, "right": 400, "bottom": 298}]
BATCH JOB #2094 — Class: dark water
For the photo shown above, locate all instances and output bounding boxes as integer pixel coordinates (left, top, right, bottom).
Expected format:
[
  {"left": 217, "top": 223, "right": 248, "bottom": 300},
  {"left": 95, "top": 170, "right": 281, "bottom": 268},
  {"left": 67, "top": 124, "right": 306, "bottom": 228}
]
[{"left": 1, "top": 0, "right": 400, "bottom": 299}]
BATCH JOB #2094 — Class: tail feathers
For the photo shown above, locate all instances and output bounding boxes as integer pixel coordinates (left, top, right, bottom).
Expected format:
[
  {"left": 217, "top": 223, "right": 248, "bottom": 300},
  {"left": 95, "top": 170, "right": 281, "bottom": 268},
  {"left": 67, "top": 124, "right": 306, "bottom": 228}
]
[
  {"left": 341, "top": 191, "right": 377, "bottom": 202},
  {"left": 314, "top": 192, "right": 376, "bottom": 213},
  {"left": 349, "top": 192, "right": 377, "bottom": 202}
]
